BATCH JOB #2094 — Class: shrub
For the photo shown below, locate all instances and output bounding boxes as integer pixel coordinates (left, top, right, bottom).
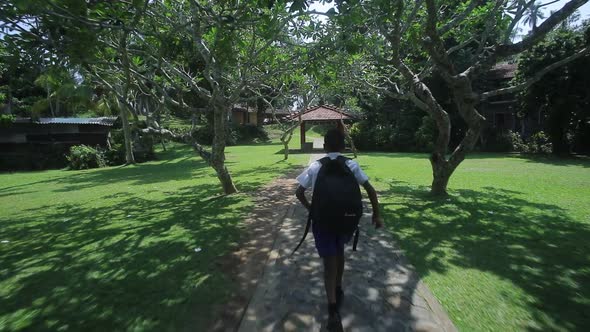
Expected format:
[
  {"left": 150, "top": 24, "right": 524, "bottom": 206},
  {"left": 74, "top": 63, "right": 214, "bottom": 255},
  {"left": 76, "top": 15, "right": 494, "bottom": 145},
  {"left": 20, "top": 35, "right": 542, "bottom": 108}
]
[
  {"left": 527, "top": 131, "right": 553, "bottom": 154},
  {"left": 508, "top": 130, "right": 553, "bottom": 154},
  {"left": 233, "top": 124, "right": 269, "bottom": 143},
  {"left": 507, "top": 131, "right": 527, "bottom": 152},
  {"left": 106, "top": 129, "right": 156, "bottom": 165},
  {"left": 0, "top": 114, "right": 15, "bottom": 127},
  {"left": 191, "top": 125, "right": 215, "bottom": 145},
  {"left": 414, "top": 116, "right": 436, "bottom": 152},
  {"left": 350, "top": 121, "right": 376, "bottom": 150},
  {"left": 67, "top": 145, "right": 107, "bottom": 170}
]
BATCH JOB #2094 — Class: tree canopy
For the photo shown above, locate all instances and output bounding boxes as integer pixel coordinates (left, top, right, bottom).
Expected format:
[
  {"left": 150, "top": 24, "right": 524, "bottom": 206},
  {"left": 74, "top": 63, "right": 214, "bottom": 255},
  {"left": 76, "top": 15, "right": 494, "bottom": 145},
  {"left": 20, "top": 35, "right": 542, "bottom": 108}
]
[{"left": 1, "top": 0, "right": 588, "bottom": 194}]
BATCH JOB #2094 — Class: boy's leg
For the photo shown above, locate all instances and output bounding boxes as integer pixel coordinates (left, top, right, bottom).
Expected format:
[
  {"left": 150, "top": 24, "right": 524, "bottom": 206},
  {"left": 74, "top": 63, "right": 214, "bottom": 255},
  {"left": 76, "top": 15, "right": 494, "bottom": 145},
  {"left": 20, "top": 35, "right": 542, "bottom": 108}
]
[
  {"left": 323, "top": 256, "right": 339, "bottom": 304},
  {"left": 336, "top": 255, "right": 345, "bottom": 288}
]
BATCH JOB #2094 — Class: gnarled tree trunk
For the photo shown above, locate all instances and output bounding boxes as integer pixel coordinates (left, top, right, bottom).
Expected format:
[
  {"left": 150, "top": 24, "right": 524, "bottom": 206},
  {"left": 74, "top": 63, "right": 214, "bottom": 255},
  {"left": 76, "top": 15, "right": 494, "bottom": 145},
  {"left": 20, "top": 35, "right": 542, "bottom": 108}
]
[
  {"left": 211, "top": 103, "right": 237, "bottom": 194},
  {"left": 119, "top": 101, "right": 136, "bottom": 164}
]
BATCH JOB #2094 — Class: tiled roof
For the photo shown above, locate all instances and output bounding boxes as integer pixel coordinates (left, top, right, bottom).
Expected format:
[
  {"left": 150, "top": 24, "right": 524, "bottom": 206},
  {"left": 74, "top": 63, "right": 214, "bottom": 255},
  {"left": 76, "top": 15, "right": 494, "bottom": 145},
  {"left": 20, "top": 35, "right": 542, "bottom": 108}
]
[
  {"left": 14, "top": 117, "right": 118, "bottom": 126},
  {"left": 293, "top": 105, "right": 356, "bottom": 121}
]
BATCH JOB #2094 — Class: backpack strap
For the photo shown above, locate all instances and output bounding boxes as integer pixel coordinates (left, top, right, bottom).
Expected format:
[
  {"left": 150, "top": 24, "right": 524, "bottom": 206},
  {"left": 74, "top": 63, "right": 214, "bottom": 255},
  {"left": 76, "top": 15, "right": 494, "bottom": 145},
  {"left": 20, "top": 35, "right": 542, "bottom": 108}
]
[
  {"left": 318, "top": 156, "right": 331, "bottom": 165},
  {"left": 291, "top": 211, "right": 312, "bottom": 255},
  {"left": 336, "top": 155, "right": 353, "bottom": 171}
]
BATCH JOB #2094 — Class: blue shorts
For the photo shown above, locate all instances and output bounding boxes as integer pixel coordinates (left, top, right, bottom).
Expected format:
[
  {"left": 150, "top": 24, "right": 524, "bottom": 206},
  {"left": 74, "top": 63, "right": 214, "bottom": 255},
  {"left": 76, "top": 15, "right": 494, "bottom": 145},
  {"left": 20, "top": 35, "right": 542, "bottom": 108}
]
[{"left": 312, "top": 222, "right": 352, "bottom": 257}]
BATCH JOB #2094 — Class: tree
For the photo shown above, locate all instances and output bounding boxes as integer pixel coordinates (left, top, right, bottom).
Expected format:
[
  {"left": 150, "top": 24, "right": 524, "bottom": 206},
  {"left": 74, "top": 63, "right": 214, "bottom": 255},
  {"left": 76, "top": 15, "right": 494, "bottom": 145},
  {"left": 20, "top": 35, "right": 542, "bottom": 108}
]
[
  {"left": 315, "top": 0, "right": 589, "bottom": 195},
  {"left": 2, "top": 0, "right": 308, "bottom": 194},
  {"left": 523, "top": 1, "right": 559, "bottom": 29},
  {"left": 517, "top": 25, "right": 590, "bottom": 154}
]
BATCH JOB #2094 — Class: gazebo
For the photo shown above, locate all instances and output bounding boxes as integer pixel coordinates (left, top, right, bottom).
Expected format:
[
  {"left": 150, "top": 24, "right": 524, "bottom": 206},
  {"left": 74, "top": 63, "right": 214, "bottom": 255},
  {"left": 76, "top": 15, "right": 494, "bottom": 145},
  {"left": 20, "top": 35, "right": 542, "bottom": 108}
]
[{"left": 293, "top": 104, "right": 358, "bottom": 151}]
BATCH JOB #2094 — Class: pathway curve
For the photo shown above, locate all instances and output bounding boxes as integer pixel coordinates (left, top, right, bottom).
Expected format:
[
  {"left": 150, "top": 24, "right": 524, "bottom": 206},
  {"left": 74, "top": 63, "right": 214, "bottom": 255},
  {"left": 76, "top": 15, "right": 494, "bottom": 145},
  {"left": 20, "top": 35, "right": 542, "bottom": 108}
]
[{"left": 236, "top": 151, "right": 457, "bottom": 332}]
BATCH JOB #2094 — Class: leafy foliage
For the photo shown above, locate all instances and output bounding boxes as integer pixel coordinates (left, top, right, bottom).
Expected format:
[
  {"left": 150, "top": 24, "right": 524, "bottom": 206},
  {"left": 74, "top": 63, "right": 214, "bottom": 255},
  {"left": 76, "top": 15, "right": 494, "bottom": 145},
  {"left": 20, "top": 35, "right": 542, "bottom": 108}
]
[
  {"left": 517, "top": 25, "right": 590, "bottom": 154},
  {"left": 66, "top": 145, "right": 107, "bottom": 170}
]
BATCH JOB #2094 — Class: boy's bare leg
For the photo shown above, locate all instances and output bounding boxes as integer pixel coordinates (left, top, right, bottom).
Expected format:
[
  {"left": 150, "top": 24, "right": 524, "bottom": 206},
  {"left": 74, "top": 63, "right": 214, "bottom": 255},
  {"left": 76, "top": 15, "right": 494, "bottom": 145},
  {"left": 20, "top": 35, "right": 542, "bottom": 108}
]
[
  {"left": 323, "top": 256, "right": 339, "bottom": 304},
  {"left": 336, "top": 255, "right": 345, "bottom": 288}
]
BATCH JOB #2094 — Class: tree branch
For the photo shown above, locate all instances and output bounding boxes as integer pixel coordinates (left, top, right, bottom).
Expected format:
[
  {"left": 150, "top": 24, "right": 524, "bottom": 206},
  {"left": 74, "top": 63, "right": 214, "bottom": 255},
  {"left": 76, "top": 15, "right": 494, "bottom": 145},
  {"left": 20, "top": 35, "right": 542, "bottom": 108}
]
[
  {"left": 480, "top": 47, "right": 589, "bottom": 101},
  {"left": 401, "top": 0, "right": 424, "bottom": 36},
  {"left": 497, "top": 0, "right": 589, "bottom": 56},
  {"left": 440, "top": 0, "right": 484, "bottom": 35}
]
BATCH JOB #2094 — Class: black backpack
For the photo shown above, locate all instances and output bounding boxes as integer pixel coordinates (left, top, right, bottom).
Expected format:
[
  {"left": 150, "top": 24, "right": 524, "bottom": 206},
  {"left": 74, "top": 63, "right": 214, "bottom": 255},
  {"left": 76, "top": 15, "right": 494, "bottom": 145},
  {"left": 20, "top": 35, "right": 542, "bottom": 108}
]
[{"left": 292, "top": 156, "right": 363, "bottom": 254}]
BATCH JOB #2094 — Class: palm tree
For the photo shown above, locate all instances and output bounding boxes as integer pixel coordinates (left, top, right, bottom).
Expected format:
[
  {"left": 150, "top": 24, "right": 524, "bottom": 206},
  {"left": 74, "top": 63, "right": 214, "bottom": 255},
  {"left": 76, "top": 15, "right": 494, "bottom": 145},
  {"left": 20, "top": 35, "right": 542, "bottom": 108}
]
[{"left": 523, "top": 0, "right": 560, "bottom": 29}]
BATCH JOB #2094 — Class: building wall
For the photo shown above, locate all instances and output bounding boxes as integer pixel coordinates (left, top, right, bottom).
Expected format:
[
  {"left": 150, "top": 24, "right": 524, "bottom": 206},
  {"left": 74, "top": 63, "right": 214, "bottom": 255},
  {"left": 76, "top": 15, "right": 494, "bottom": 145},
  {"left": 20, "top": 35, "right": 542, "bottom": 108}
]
[
  {"left": 0, "top": 123, "right": 112, "bottom": 170},
  {"left": 231, "top": 111, "right": 257, "bottom": 125},
  {"left": 248, "top": 112, "right": 257, "bottom": 125}
]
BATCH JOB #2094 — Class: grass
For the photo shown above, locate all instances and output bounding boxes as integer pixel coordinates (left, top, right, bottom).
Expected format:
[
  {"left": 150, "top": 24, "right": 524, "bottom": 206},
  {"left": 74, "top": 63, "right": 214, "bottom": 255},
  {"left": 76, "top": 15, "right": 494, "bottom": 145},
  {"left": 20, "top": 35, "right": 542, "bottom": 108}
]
[
  {"left": 4, "top": 141, "right": 588, "bottom": 331},
  {"left": 0, "top": 143, "right": 307, "bottom": 332},
  {"left": 357, "top": 153, "right": 590, "bottom": 331}
]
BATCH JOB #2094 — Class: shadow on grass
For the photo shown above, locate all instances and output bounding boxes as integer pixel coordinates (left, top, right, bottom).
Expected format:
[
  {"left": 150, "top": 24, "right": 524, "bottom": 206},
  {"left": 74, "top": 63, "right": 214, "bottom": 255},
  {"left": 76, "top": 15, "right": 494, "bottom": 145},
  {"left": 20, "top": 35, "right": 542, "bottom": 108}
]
[
  {"left": 0, "top": 155, "right": 248, "bottom": 331},
  {"left": 381, "top": 181, "right": 590, "bottom": 331},
  {"left": 515, "top": 154, "right": 590, "bottom": 168},
  {"left": 0, "top": 144, "right": 307, "bottom": 331}
]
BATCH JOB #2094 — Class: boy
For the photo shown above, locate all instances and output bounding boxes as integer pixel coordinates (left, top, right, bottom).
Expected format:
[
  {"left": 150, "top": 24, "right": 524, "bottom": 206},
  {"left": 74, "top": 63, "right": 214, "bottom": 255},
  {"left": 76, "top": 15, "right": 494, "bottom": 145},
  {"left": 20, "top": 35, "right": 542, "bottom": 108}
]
[{"left": 295, "top": 129, "right": 383, "bottom": 331}]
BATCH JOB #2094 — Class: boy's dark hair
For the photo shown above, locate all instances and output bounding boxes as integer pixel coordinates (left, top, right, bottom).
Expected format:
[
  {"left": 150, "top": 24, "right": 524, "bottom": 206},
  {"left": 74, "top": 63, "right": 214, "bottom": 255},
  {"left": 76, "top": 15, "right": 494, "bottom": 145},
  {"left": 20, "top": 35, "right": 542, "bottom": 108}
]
[{"left": 324, "top": 128, "right": 345, "bottom": 152}]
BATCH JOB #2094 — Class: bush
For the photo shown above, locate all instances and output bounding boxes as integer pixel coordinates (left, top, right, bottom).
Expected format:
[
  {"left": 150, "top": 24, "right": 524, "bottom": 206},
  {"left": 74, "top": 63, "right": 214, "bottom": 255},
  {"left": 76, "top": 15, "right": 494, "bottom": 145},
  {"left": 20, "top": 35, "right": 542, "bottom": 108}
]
[
  {"left": 527, "top": 131, "right": 553, "bottom": 154},
  {"left": 191, "top": 125, "right": 215, "bottom": 145},
  {"left": 350, "top": 121, "right": 376, "bottom": 150},
  {"left": 414, "top": 116, "right": 436, "bottom": 152},
  {"left": 506, "top": 131, "right": 526, "bottom": 152},
  {"left": 67, "top": 145, "right": 107, "bottom": 170},
  {"left": 233, "top": 124, "right": 269, "bottom": 143},
  {"left": 508, "top": 130, "right": 553, "bottom": 154},
  {"left": 105, "top": 130, "right": 156, "bottom": 165},
  {"left": 0, "top": 114, "right": 15, "bottom": 127}
]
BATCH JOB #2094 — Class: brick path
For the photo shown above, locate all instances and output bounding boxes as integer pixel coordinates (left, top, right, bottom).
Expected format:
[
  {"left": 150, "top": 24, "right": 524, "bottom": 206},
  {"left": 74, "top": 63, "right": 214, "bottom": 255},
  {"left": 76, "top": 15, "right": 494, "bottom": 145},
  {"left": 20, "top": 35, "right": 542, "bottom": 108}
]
[{"left": 237, "top": 150, "right": 457, "bottom": 332}]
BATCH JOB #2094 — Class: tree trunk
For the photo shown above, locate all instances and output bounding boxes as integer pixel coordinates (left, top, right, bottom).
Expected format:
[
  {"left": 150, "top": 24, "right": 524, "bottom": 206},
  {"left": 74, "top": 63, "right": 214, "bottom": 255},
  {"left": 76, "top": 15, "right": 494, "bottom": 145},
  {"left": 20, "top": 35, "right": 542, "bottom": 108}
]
[
  {"left": 47, "top": 85, "right": 55, "bottom": 117},
  {"left": 430, "top": 156, "right": 450, "bottom": 196},
  {"left": 256, "top": 98, "right": 265, "bottom": 127},
  {"left": 211, "top": 103, "right": 237, "bottom": 194},
  {"left": 119, "top": 101, "right": 135, "bottom": 164},
  {"left": 283, "top": 141, "right": 290, "bottom": 160},
  {"left": 280, "top": 122, "right": 299, "bottom": 160}
]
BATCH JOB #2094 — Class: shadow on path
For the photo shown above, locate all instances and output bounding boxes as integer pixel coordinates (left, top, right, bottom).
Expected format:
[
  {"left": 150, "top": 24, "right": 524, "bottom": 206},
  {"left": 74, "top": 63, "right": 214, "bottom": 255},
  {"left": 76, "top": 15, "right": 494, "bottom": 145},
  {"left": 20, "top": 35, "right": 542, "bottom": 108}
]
[{"left": 238, "top": 202, "right": 456, "bottom": 332}]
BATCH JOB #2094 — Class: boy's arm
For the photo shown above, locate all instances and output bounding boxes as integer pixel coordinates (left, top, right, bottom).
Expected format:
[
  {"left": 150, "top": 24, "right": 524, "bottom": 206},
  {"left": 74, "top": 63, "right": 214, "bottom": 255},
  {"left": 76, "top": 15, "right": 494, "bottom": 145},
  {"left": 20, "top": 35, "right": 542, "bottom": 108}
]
[
  {"left": 362, "top": 181, "right": 384, "bottom": 229},
  {"left": 295, "top": 185, "right": 311, "bottom": 211}
]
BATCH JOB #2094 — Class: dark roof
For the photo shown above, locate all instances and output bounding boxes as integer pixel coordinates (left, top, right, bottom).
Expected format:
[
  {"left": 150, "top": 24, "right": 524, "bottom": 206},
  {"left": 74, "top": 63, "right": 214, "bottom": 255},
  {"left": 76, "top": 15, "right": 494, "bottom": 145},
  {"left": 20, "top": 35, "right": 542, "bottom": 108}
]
[
  {"left": 488, "top": 62, "right": 517, "bottom": 79},
  {"left": 14, "top": 117, "right": 118, "bottom": 126},
  {"left": 265, "top": 109, "right": 293, "bottom": 116},
  {"left": 291, "top": 105, "right": 357, "bottom": 122},
  {"left": 232, "top": 106, "right": 256, "bottom": 113}
]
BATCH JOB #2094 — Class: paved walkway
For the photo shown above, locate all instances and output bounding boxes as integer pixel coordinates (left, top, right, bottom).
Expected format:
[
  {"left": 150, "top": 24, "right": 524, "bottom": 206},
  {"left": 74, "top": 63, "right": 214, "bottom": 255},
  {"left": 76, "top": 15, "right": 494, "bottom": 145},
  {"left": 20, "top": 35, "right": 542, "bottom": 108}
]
[{"left": 237, "top": 152, "right": 457, "bottom": 332}]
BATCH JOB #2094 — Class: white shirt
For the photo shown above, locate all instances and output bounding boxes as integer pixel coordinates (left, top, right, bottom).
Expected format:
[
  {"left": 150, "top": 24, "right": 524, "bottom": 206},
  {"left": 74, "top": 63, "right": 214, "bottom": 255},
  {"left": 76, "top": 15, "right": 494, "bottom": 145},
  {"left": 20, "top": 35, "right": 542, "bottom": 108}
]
[{"left": 296, "top": 152, "right": 369, "bottom": 190}]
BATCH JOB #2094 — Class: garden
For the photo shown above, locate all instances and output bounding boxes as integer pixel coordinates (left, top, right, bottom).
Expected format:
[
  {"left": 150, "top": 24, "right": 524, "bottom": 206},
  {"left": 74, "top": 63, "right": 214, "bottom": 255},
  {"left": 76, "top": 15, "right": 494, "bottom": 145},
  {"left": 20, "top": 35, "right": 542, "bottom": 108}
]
[{"left": 2, "top": 0, "right": 590, "bottom": 331}]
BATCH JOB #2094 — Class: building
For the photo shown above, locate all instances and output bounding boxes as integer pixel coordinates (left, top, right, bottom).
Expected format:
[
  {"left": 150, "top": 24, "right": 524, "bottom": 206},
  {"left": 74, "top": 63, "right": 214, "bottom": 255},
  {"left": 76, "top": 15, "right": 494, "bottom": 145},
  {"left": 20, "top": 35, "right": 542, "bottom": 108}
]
[
  {"left": 0, "top": 117, "right": 117, "bottom": 170},
  {"left": 290, "top": 104, "right": 358, "bottom": 151},
  {"left": 230, "top": 105, "right": 257, "bottom": 125},
  {"left": 478, "top": 62, "right": 544, "bottom": 139}
]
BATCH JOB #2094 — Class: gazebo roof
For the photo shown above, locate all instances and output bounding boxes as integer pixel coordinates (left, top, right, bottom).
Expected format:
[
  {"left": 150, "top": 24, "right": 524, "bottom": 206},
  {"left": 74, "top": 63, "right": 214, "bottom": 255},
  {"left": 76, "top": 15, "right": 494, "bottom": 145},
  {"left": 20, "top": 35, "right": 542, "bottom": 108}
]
[{"left": 293, "top": 105, "right": 356, "bottom": 122}]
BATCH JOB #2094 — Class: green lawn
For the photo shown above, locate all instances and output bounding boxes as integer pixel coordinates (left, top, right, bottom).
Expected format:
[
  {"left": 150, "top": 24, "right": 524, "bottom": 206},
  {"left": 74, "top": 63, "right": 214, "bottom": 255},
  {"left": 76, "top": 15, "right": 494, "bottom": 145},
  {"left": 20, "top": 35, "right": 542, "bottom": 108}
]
[
  {"left": 358, "top": 153, "right": 590, "bottom": 331},
  {"left": 3, "top": 144, "right": 589, "bottom": 332},
  {"left": 0, "top": 143, "right": 307, "bottom": 331}
]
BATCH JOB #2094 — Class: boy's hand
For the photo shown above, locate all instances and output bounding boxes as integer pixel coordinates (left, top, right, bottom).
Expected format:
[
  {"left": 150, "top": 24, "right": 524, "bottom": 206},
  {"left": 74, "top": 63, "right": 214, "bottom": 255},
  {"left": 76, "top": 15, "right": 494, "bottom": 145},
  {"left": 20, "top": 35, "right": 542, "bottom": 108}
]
[{"left": 372, "top": 214, "right": 384, "bottom": 229}]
